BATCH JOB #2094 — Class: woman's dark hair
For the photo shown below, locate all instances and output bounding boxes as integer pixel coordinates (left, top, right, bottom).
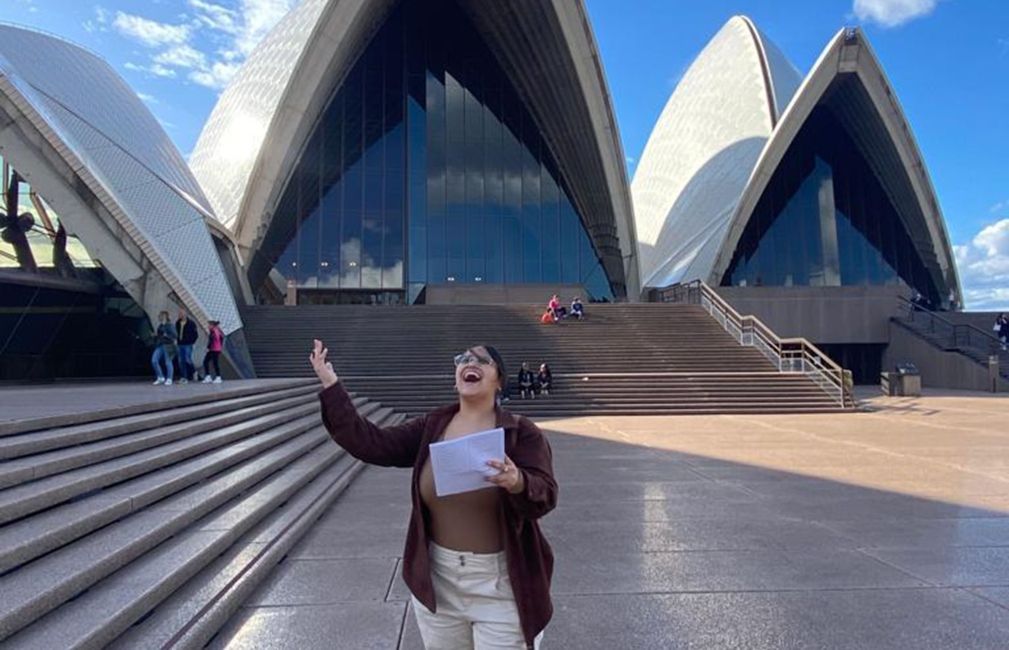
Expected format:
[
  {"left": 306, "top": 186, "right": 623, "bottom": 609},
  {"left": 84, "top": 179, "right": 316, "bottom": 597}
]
[{"left": 479, "top": 344, "right": 506, "bottom": 390}]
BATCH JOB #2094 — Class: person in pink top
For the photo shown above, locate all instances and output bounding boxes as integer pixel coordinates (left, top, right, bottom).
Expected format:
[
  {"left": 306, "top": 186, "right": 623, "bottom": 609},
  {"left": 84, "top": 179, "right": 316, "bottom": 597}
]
[
  {"left": 547, "top": 295, "right": 564, "bottom": 322},
  {"left": 201, "top": 320, "right": 225, "bottom": 384}
]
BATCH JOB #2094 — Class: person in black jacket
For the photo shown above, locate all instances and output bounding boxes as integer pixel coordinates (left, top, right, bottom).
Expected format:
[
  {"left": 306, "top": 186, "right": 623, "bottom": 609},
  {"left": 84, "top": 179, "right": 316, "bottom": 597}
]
[
  {"left": 536, "top": 363, "right": 553, "bottom": 397},
  {"left": 175, "top": 310, "right": 199, "bottom": 383},
  {"left": 518, "top": 363, "right": 536, "bottom": 400}
]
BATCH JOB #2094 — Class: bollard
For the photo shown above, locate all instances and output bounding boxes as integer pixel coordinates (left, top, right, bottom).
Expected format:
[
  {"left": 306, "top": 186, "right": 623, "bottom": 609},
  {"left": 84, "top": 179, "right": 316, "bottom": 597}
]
[{"left": 989, "top": 355, "right": 1000, "bottom": 393}]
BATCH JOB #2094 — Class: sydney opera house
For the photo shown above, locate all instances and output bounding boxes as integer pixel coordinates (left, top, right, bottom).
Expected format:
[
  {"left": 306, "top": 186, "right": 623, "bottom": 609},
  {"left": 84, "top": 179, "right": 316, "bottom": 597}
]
[{"left": 0, "top": 0, "right": 959, "bottom": 383}]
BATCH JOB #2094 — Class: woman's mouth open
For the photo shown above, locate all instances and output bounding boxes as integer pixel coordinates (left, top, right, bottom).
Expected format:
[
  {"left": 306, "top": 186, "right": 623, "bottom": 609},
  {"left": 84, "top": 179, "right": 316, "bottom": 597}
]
[{"left": 463, "top": 368, "right": 483, "bottom": 383}]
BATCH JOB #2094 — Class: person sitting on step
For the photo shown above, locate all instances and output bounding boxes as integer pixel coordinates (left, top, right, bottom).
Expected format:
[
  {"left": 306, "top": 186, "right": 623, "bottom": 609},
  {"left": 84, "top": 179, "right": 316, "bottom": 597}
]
[
  {"left": 537, "top": 363, "right": 553, "bottom": 397},
  {"left": 570, "top": 297, "right": 584, "bottom": 321},
  {"left": 518, "top": 362, "right": 536, "bottom": 399}
]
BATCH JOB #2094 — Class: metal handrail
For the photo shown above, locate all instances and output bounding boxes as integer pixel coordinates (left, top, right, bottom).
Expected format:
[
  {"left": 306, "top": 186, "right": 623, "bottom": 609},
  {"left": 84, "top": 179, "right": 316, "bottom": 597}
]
[
  {"left": 654, "top": 280, "right": 850, "bottom": 407},
  {"left": 895, "top": 296, "right": 1005, "bottom": 358}
]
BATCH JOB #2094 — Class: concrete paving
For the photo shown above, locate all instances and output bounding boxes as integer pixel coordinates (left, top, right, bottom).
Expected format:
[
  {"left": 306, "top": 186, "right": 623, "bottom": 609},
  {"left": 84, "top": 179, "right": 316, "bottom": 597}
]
[{"left": 213, "top": 389, "right": 1009, "bottom": 649}]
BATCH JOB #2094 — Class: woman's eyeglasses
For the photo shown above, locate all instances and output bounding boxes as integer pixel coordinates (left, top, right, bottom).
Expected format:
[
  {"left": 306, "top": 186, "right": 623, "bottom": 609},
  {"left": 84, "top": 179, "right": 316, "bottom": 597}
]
[{"left": 454, "top": 352, "right": 494, "bottom": 367}]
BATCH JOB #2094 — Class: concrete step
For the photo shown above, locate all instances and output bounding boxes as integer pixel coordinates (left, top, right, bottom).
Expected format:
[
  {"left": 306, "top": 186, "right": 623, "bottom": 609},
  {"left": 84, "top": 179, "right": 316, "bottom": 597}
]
[
  {"left": 0, "top": 414, "right": 320, "bottom": 574},
  {"left": 0, "top": 428, "right": 329, "bottom": 641},
  {"left": 0, "top": 393, "right": 318, "bottom": 489},
  {"left": 0, "top": 379, "right": 318, "bottom": 437},
  {"left": 0, "top": 402, "right": 320, "bottom": 525},
  {"left": 106, "top": 454, "right": 367, "bottom": 650},
  {"left": 0, "top": 384, "right": 318, "bottom": 461},
  {"left": 1, "top": 445, "right": 355, "bottom": 650}
]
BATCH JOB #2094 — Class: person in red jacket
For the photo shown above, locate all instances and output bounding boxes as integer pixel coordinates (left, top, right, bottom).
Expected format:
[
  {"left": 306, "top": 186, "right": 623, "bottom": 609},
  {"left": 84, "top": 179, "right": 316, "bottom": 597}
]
[{"left": 311, "top": 339, "right": 556, "bottom": 649}]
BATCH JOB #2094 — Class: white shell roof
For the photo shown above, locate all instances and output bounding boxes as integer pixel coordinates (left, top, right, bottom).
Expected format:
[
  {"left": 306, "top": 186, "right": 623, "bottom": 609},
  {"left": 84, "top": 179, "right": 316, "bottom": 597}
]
[
  {"left": 631, "top": 16, "right": 802, "bottom": 289},
  {"left": 189, "top": 0, "right": 328, "bottom": 230},
  {"left": 0, "top": 25, "right": 242, "bottom": 333}
]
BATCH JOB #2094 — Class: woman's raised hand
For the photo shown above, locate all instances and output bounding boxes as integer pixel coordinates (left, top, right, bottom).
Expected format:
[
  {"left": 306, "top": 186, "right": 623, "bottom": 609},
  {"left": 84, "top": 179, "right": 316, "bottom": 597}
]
[{"left": 310, "top": 339, "right": 339, "bottom": 389}]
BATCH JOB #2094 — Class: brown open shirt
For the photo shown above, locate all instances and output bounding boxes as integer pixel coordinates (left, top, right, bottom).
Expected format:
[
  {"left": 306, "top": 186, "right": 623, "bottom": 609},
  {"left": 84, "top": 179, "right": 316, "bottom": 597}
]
[{"left": 318, "top": 383, "right": 558, "bottom": 648}]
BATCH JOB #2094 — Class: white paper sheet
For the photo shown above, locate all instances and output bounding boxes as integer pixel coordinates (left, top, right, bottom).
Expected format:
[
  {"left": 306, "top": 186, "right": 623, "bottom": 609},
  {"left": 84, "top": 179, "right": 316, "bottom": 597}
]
[{"left": 429, "top": 428, "right": 505, "bottom": 497}]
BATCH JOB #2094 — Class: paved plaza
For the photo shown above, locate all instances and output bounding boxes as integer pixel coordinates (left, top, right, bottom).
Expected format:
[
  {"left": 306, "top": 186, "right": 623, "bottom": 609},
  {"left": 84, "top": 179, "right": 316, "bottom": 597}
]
[{"left": 213, "top": 390, "right": 1009, "bottom": 649}]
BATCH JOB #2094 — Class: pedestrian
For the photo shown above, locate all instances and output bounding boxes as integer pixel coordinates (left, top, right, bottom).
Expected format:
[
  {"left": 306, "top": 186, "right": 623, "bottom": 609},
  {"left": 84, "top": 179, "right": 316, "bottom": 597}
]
[
  {"left": 570, "top": 297, "right": 585, "bottom": 320},
  {"left": 996, "top": 313, "right": 1009, "bottom": 351},
  {"left": 539, "top": 308, "right": 555, "bottom": 325},
  {"left": 201, "top": 320, "right": 225, "bottom": 383},
  {"left": 151, "top": 310, "right": 177, "bottom": 386},
  {"left": 536, "top": 363, "right": 552, "bottom": 397},
  {"left": 311, "top": 341, "right": 556, "bottom": 649},
  {"left": 547, "top": 294, "right": 565, "bottom": 321},
  {"left": 175, "top": 309, "right": 198, "bottom": 383},
  {"left": 518, "top": 362, "right": 536, "bottom": 400}
]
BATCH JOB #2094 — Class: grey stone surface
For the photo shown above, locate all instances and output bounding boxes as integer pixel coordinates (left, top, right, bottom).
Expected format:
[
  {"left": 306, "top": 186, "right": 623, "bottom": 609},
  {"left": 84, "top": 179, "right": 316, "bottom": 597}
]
[
  {"left": 245, "top": 558, "right": 398, "bottom": 606},
  {"left": 108, "top": 542, "right": 267, "bottom": 650},
  {"left": 864, "top": 547, "right": 1009, "bottom": 586},
  {"left": 817, "top": 516, "right": 1009, "bottom": 548},
  {"left": 2, "top": 531, "right": 222, "bottom": 650},
  {"left": 0, "top": 379, "right": 314, "bottom": 435},
  {"left": 550, "top": 548, "right": 925, "bottom": 594},
  {"left": 0, "top": 496, "right": 130, "bottom": 574},
  {"left": 0, "top": 384, "right": 314, "bottom": 460},
  {"left": 209, "top": 603, "right": 406, "bottom": 650},
  {"left": 208, "top": 393, "right": 1009, "bottom": 648},
  {"left": 546, "top": 589, "right": 1009, "bottom": 649},
  {"left": 971, "top": 587, "right": 1009, "bottom": 609}
]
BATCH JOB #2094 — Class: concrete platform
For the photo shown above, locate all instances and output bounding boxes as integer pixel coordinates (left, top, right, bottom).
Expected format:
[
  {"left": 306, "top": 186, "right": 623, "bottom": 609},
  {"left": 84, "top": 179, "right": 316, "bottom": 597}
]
[{"left": 214, "top": 389, "right": 1009, "bottom": 649}]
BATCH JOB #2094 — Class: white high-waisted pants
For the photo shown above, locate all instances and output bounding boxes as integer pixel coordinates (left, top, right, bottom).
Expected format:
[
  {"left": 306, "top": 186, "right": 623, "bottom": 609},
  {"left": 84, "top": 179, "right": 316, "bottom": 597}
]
[{"left": 411, "top": 542, "right": 542, "bottom": 649}]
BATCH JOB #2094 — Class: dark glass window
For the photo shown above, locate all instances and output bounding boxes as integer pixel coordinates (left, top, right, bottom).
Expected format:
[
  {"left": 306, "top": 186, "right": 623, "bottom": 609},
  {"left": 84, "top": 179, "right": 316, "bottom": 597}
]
[
  {"left": 722, "top": 106, "right": 938, "bottom": 303},
  {"left": 254, "top": 0, "right": 615, "bottom": 303}
]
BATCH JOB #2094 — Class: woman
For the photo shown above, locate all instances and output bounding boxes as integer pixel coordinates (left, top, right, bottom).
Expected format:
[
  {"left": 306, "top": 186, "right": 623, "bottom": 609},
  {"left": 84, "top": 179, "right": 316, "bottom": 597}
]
[
  {"left": 175, "top": 310, "right": 198, "bottom": 384},
  {"left": 151, "top": 311, "right": 177, "bottom": 386},
  {"left": 311, "top": 340, "right": 556, "bottom": 649},
  {"left": 998, "top": 313, "right": 1008, "bottom": 351},
  {"left": 518, "top": 362, "right": 536, "bottom": 400},
  {"left": 201, "top": 320, "right": 225, "bottom": 383},
  {"left": 536, "top": 363, "right": 552, "bottom": 397}
]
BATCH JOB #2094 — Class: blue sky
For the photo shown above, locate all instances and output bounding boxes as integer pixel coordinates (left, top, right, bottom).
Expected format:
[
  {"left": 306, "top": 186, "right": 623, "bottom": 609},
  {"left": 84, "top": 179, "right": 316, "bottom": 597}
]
[{"left": 6, "top": 0, "right": 1009, "bottom": 309}]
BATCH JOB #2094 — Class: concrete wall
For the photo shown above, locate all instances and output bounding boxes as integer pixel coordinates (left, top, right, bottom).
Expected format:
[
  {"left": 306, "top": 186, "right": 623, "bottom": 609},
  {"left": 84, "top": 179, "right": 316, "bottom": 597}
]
[
  {"left": 883, "top": 322, "right": 1008, "bottom": 392},
  {"left": 426, "top": 284, "right": 587, "bottom": 305},
  {"left": 715, "top": 285, "right": 906, "bottom": 344}
]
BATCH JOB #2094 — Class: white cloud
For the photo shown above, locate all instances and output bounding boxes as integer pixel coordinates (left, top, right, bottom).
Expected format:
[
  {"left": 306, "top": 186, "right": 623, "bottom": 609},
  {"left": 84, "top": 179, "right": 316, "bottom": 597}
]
[
  {"left": 136, "top": 92, "right": 159, "bottom": 104},
  {"left": 990, "top": 199, "right": 1009, "bottom": 215},
  {"left": 112, "top": 0, "right": 296, "bottom": 93},
  {"left": 83, "top": 7, "right": 110, "bottom": 34},
  {"left": 188, "top": 60, "right": 242, "bottom": 90},
  {"left": 955, "top": 218, "right": 1009, "bottom": 310},
  {"left": 853, "top": 0, "right": 938, "bottom": 28},
  {"left": 154, "top": 44, "right": 207, "bottom": 70},
  {"left": 188, "top": 0, "right": 239, "bottom": 34},
  {"left": 124, "top": 61, "right": 177, "bottom": 78},
  {"left": 112, "top": 11, "right": 191, "bottom": 47}
]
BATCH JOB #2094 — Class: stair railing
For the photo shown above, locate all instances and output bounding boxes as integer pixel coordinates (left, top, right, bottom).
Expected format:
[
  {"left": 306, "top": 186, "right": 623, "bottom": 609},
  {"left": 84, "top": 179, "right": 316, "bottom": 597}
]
[
  {"left": 654, "top": 280, "right": 850, "bottom": 407},
  {"left": 895, "top": 296, "right": 1004, "bottom": 355}
]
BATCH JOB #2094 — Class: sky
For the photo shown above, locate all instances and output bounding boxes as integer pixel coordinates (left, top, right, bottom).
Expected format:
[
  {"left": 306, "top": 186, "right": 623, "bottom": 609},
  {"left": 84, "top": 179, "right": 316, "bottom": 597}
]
[{"left": 4, "top": 0, "right": 1008, "bottom": 309}]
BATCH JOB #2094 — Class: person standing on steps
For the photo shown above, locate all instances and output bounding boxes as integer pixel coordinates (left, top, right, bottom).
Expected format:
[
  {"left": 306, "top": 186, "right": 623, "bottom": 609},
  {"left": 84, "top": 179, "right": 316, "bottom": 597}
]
[
  {"left": 201, "top": 320, "right": 225, "bottom": 383},
  {"left": 311, "top": 340, "right": 557, "bottom": 649},
  {"left": 175, "top": 310, "right": 198, "bottom": 384},
  {"left": 997, "top": 313, "right": 1009, "bottom": 351},
  {"left": 151, "top": 311, "right": 178, "bottom": 386}
]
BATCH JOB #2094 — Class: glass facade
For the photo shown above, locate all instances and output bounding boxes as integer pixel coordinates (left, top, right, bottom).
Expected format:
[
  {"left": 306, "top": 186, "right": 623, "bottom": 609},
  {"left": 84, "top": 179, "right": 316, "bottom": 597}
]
[
  {"left": 251, "top": 0, "right": 614, "bottom": 304},
  {"left": 721, "top": 106, "right": 939, "bottom": 304},
  {"left": 1, "top": 156, "right": 98, "bottom": 274}
]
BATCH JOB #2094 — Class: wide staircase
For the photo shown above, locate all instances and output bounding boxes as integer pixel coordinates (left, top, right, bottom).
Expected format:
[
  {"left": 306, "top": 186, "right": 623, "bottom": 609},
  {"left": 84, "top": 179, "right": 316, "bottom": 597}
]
[
  {"left": 0, "top": 379, "right": 403, "bottom": 648},
  {"left": 891, "top": 297, "right": 1009, "bottom": 382},
  {"left": 244, "top": 298, "right": 849, "bottom": 416}
]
